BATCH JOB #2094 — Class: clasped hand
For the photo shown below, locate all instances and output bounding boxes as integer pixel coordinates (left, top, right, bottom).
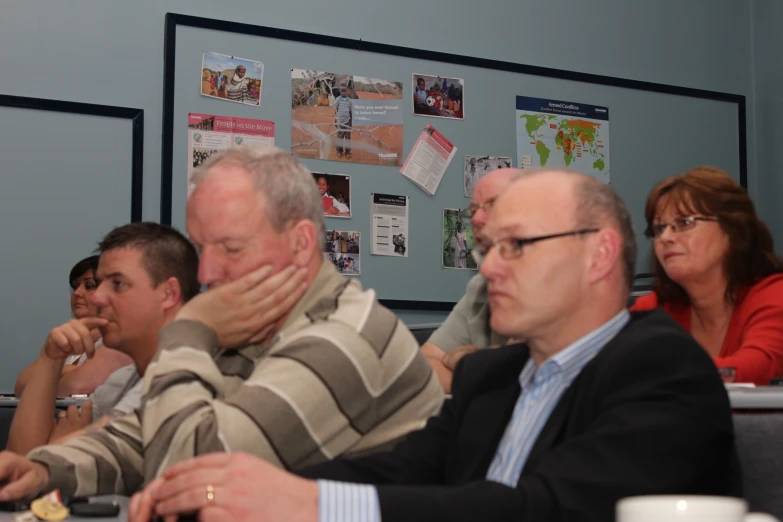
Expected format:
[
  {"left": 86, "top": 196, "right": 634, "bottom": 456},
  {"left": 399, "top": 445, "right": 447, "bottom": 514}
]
[
  {"left": 44, "top": 317, "right": 107, "bottom": 360},
  {"left": 0, "top": 453, "right": 49, "bottom": 502},
  {"left": 128, "top": 453, "right": 318, "bottom": 522}
]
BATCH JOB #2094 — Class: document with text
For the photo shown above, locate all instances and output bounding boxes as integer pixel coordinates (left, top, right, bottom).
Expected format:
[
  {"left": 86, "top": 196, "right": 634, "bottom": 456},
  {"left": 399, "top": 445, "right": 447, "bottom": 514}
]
[{"left": 371, "top": 193, "right": 409, "bottom": 257}]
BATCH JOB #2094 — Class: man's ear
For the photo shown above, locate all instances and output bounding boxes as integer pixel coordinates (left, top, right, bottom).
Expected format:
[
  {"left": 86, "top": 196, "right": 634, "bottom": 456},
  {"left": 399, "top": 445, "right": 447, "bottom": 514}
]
[
  {"left": 289, "top": 220, "right": 318, "bottom": 266},
  {"left": 160, "top": 277, "right": 183, "bottom": 310},
  {"left": 588, "top": 228, "right": 622, "bottom": 285}
]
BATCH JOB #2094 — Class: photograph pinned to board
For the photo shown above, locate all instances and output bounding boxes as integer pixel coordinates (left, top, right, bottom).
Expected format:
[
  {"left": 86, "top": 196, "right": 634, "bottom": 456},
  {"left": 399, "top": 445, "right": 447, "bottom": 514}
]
[
  {"left": 516, "top": 95, "right": 610, "bottom": 183},
  {"left": 187, "top": 113, "right": 274, "bottom": 195},
  {"left": 291, "top": 69, "right": 404, "bottom": 166},
  {"left": 325, "top": 230, "right": 361, "bottom": 276},
  {"left": 201, "top": 52, "right": 264, "bottom": 106},
  {"left": 312, "top": 172, "right": 351, "bottom": 218},
  {"left": 464, "top": 155, "right": 513, "bottom": 197},
  {"left": 412, "top": 74, "right": 464, "bottom": 120},
  {"left": 370, "top": 193, "right": 409, "bottom": 257},
  {"left": 400, "top": 124, "right": 457, "bottom": 196},
  {"left": 442, "top": 208, "right": 477, "bottom": 270}
]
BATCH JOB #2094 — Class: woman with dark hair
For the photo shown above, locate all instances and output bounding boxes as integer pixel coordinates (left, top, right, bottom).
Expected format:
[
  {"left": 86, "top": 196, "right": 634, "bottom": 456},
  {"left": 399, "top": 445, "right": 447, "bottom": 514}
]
[
  {"left": 631, "top": 166, "right": 783, "bottom": 384},
  {"left": 64, "top": 255, "right": 100, "bottom": 365},
  {"left": 14, "top": 256, "right": 132, "bottom": 397},
  {"left": 67, "top": 256, "right": 99, "bottom": 321}
]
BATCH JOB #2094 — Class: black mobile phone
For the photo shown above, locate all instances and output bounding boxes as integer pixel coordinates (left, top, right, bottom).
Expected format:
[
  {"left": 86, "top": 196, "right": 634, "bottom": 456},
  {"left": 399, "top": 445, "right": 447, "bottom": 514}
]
[
  {"left": 69, "top": 501, "right": 120, "bottom": 518},
  {"left": 0, "top": 499, "right": 31, "bottom": 512}
]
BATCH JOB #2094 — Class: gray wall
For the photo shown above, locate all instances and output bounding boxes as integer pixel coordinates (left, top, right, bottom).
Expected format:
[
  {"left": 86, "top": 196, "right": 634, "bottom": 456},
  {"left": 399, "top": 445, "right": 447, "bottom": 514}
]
[
  {"left": 751, "top": 0, "right": 783, "bottom": 246},
  {"left": 0, "top": 0, "right": 761, "bottom": 390},
  {"left": 0, "top": 106, "right": 133, "bottom": 393}
]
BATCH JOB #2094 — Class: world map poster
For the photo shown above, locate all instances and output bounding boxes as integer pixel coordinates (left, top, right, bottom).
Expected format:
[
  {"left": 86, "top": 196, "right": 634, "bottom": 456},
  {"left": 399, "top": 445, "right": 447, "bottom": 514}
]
[{"left": 515, "top": 96, "right": 610, "bottom": 184}]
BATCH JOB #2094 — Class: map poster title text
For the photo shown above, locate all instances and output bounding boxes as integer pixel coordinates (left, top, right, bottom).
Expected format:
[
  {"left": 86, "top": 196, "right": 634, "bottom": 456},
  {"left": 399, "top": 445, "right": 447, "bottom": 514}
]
[{"left": 515, "top": 96, "right": 609, "bottom": 121}]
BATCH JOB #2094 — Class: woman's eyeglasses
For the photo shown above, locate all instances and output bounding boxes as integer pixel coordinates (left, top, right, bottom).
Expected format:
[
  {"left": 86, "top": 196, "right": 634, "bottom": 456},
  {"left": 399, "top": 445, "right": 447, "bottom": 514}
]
[{"left": 646, "top": 216, "right": 717, "bottom": 239}]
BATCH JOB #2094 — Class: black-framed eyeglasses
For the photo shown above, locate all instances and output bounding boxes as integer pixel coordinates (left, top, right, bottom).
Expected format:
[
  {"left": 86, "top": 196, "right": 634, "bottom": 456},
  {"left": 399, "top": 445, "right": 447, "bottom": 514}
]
[
  {"left": 467, "top": 196, "right": 498, "bottom": 218},
  {"left": 471, "top": 228, "right": 600, "bottom": 264},
  {"left": 645, "top": 216, "right": 718, "bottom": 239}
]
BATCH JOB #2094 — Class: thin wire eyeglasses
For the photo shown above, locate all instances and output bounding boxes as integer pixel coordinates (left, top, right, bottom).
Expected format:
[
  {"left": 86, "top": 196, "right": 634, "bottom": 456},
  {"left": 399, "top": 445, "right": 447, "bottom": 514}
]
[
  {"left": 467, "top": 197, "right": 498, "bottom": 218},
  {"left": 645, "top": 216, "right": 717, "bottom": 239}
]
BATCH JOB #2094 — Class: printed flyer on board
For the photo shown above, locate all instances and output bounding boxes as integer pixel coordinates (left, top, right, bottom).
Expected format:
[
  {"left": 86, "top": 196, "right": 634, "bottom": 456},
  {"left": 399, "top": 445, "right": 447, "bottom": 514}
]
[
  {"left": 187, "top": 113, "right": 275, "bottom": 194},
  {"left": 400, "top": 124, "right": 457, "bottom": 195},
  {"left": 370, "top": 193, "right": 409, "bottom": 257}
]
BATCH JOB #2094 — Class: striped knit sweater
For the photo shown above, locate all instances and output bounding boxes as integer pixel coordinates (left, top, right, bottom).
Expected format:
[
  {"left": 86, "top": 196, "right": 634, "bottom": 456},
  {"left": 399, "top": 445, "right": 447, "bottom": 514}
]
[{"left": 28, "top": 260, "right": 443, "bottom": 497}]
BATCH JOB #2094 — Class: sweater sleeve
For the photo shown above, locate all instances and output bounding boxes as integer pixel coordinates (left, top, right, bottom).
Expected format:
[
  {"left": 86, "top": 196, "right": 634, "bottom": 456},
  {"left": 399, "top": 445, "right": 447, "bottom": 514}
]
[
  {"left": 27, "top": 411, "right": 144, "bottom": 497},
  {"left": 140, "top": 315, "right": 440, "bottom": 480},
  {"left": 428, "top": 275, "right": 487, "bottom": 351},
  {"left": 715, "top": 274, "right": 783, "bottom": 385}
]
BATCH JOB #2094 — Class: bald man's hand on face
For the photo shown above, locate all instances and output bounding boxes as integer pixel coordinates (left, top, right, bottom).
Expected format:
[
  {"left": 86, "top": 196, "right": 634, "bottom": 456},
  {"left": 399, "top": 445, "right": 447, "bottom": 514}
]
[{"left": 175, "top": 264, "right": 309, "bottom": 349}]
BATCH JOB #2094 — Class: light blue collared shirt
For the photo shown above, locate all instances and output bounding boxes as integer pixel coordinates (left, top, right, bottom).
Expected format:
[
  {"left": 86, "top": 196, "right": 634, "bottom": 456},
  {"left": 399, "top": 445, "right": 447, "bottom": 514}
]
[{"left": 318, "top": 309, "right": 631, "bottom": 522}]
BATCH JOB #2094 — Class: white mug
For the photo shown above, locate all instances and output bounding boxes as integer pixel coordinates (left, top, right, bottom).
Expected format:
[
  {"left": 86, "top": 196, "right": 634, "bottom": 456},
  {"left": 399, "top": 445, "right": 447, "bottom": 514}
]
[{"left": 617, "top": 495, "right": 780, "bottom": 522}]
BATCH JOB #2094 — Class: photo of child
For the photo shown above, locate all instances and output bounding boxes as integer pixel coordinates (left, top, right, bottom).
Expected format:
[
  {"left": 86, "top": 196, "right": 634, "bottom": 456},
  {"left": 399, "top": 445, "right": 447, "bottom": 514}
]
[
  {"left": 292, "top": 69, "right": 404, "bottom": 166},
  {"left": 412, "top": 74, "right": 464, "bottom": 120},
  {"left": 201, "top": 51, "right": 264, "bottom": 106}
]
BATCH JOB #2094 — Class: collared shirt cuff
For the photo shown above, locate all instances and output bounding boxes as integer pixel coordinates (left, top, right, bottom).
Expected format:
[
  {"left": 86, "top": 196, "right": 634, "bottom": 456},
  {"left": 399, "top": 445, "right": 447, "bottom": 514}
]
[{"left": 317, "top": 480, "right": 381, "bottom": 522}]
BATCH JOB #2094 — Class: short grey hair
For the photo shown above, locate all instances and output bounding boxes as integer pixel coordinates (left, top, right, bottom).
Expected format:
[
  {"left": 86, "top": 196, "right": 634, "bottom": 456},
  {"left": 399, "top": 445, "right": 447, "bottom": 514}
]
[
  {"left": 512, "top": 169, "right": 637, "bottom": 292},
  {"left": 192, "top": 146, "right": 326, "bottom": 250}
]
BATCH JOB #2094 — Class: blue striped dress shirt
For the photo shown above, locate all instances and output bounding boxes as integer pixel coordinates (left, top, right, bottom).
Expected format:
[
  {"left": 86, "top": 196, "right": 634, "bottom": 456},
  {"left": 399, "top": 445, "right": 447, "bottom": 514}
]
[{"left": 318, "top": 309, "right": 631, "bottom": 522}]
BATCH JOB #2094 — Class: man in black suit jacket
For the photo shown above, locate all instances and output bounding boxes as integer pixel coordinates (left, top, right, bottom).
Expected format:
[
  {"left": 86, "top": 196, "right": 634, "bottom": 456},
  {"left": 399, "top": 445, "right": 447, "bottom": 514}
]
[{"left": 129, "top": 170, "right": 739, "bottom": 522}]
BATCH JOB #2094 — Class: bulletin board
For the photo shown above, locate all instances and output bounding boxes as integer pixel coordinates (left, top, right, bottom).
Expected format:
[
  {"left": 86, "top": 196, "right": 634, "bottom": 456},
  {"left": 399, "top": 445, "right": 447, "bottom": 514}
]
[{"left": 160, "top": 13, "right": 746, "bottom": 311}]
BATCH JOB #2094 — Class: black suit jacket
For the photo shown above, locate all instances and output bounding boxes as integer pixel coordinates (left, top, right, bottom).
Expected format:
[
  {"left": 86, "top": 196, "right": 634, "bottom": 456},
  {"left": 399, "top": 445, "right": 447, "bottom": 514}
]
[{"left": 299, "top": 310, "right": 741, "bottom": 522}]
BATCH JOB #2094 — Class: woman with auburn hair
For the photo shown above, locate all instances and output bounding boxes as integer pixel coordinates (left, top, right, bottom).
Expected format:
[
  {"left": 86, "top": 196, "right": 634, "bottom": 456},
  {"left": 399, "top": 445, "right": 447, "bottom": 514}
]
[{"left": 631, "top": 166, "right": 783, "bottom": 384}]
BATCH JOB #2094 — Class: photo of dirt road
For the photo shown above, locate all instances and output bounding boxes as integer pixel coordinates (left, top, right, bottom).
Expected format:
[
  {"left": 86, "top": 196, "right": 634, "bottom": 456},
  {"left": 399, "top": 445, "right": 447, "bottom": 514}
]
[{"left": 291, "top": 69, "right": 404, "bottom": 166}]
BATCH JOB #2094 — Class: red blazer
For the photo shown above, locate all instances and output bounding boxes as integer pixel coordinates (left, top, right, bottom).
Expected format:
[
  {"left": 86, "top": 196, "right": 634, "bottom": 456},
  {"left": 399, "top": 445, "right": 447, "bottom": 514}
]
[{"left": 631, "top": 273, "right": 783, "bottom": 385}]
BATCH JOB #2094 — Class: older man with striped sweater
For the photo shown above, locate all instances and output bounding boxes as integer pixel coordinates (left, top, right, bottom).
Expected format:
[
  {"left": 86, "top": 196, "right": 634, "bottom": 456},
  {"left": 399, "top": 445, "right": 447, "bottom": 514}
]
[{"left": 0, "top": 146, "right": 442, "bottom": 501}]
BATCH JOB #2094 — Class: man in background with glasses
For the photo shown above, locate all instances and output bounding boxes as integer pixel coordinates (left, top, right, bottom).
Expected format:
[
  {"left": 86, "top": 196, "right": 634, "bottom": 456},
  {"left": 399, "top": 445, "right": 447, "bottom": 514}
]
[
  {"left": 421, "top": 168, "right": 518, "bottom": 392},
  {"left": 128, "top": 169, "right": 738, "bottom": 522}
]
